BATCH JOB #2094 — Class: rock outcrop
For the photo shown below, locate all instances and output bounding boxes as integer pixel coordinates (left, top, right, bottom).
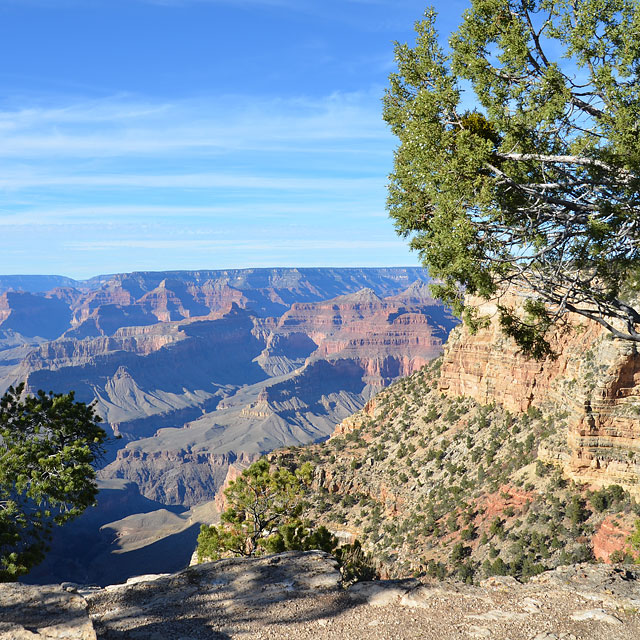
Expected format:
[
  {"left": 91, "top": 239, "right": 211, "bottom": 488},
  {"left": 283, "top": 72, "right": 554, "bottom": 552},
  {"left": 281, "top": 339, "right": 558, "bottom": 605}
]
[
  {"left": 0, "top": 583, "right": 96, "bottom": 639},
  {"left": 438, "top": 294, "right": 640, "bottom": 496},
  {"left": 281, "top": 285, "right": 450, "bottom": 385},
  {"left": 592, "top": 516, "right": 636, "bottom": 562}
]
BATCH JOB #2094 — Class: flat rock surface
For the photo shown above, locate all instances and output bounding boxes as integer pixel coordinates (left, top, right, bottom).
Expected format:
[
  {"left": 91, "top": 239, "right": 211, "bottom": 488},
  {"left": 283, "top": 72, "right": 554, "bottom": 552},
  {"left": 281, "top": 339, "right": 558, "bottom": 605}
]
[
  {"left": 83, "top": 555, "right": 640, "bottom": 640},
  {"left": 0, "top": 582, "right": 96, "bottom": 639},
  {"left": 6, "top": 555, "right": 640, "bottom": 639}
]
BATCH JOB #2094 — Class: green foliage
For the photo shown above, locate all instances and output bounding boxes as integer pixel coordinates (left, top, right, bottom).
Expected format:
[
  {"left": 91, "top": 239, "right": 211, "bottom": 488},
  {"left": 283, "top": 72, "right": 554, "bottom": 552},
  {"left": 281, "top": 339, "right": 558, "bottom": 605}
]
[
  {"left": 485, "top": 556, "right": 508, "bottom": 577},
  {"left": 460, "top": 526, "right": 476, "bottom": 541},
  {"left": 498, "top": 301, "right": 556, "bottom": 360},
  {"left": 427, "top": 559, "right": 447, "bottom": 580},
  {"left": 262, "top": 520, "right": 337, "bottom": 555},
  {"left": 196, "top": 459, "right": 377, "bottom": 583},
  {"left": 489, "top": 517, "right": 504, "bottom": 538},
  {"left": 197, "top": 460, "right": 312, "bottom": 559},
  {"left": 590, "top": 485, "right": 627, "bottom": 512},
  {"left": 449, "top": 541, "right": 472, "bottom": 565},
  {"left": 0, "top": 384, "right": 106, "bottom": 581},
  {"left": 630, "top": 520, "right": 640, "bottom": 562},
  {"left": 384, "top": 0, "right": 640, "bottom": 353},
  {"left": 334, "top": 540, "right": 378, "bottom": 583}
]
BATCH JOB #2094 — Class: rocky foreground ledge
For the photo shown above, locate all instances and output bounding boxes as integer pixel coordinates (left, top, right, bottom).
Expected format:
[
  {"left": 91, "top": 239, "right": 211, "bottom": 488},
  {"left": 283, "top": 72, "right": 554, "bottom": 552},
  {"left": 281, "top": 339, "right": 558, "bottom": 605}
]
[{"left": 2, "top": 552, "right": 640, "bottom": 639}]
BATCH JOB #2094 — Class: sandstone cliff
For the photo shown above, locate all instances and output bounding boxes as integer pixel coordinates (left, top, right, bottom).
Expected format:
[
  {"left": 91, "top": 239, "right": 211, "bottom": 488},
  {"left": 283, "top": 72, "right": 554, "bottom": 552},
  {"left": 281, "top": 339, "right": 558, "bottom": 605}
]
[
  {"left": 439, "top": 295, "right": 640, "bottom": 496},
  {"left": 281, "top": 295, "right": 640, "bottom": 581}
]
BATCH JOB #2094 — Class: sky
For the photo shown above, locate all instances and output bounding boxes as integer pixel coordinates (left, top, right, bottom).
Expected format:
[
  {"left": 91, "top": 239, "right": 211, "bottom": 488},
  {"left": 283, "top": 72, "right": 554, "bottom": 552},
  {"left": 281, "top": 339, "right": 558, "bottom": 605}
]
[{"left": 0, "top": 0, "right": 469, "bottom": 279}]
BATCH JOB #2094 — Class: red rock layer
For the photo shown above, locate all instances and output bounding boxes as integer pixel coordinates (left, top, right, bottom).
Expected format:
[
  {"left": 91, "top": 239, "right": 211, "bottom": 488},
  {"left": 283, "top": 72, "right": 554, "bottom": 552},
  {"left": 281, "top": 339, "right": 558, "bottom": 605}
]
[
  {"left": 592, "top": 515, "right": 635, "bottom": 562},
  {"left": 439, "top": 294, "right": 640, "bottom": 496},
  {"left": 278, "top": 289, "right": 452, "bottom": 385}
]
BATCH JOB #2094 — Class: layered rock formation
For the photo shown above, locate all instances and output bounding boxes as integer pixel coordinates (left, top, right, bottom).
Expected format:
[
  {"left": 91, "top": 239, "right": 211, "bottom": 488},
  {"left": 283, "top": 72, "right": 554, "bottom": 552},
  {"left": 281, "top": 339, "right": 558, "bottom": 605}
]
[
  {"left": 439, "top": 294, "right": 640, "bottom": 495},
  {"left": 0, "top": 267, "right": 435, "bottom": 340},
  {"left": 275, "top": 290, "right": 640, "bottom": 584},
  {"left": 280, "top": 281, "right": 449, "bottom": 385},
  {"left": 0, "top": 291, "right": 74, "bottom": 339}
]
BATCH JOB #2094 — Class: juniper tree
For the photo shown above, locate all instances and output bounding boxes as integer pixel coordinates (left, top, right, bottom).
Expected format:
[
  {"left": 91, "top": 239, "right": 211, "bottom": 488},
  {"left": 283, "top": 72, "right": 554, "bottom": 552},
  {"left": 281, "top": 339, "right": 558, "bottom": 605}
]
[
  {"left": 197, "top": 459, "right": 324, "bottom": 560},
  {"left": 384, "top": 0, "right": 640, "bottom": 356},
  {"left": 0, "top": 384, "right": 106, "bottom": 580},
  {"left": 196, "top": 459, "right": 377, "bottom": 582}
]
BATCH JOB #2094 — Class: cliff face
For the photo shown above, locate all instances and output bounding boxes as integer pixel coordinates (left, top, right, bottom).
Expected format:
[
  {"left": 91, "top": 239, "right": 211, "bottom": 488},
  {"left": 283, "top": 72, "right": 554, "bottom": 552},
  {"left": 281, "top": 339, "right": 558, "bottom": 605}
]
[
  {"left": 284, "top": 361, "right": 640, "bottom": 582},
  {"left": 0, "top": 291, "right": 73, "bottom": 339},
  {"left": 439, "top": 295, "right": 640, "bottom": 495},
  {"left": 0, "top": 267, "right": 436, "bottom": 340},
  {"left": 277, "top": 284, "right": 452, "bottom": 385},
  {"left": 105, "top": 449, "right": 261, "bottom": 506},
  {"left": 283, "top": 294, "right": 640, "bottom": 582}
]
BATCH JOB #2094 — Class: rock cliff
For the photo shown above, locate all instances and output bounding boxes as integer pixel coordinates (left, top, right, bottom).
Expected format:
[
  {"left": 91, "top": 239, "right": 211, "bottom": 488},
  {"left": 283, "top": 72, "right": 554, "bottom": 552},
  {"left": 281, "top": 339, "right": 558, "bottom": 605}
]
[
  {"left": 439, "top": 295, "right": 640, "bottom": 496},
  {"left": 0, "top": 267, "right": 435, "bottom": 341},
  {"left": 281, "top": 294, "right": 640, "bottom": 581}
]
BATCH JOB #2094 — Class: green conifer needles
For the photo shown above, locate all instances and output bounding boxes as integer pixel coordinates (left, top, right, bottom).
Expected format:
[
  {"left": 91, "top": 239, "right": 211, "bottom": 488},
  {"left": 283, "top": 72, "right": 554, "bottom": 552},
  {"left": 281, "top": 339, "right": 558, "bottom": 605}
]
[
  {"left": 384, "top": 1, "right": 640, "bottom": 355},
  {"left": 0, "top": 384, "right": 106, "bottom": 581},
  {"left": 197, "top": 460, "right": 316, "bottom": 560}
]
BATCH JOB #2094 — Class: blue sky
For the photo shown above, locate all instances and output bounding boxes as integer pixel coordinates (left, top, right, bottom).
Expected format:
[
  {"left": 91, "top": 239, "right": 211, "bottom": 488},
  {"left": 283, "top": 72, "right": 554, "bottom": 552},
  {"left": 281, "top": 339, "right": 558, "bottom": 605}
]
[{"left": 0, "top": 0, "right": 468, "bottom": 278}]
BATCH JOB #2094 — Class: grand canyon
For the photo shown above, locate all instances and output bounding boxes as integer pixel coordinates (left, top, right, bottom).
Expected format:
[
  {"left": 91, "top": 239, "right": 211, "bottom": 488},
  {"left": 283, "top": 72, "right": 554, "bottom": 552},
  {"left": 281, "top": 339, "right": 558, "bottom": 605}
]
[{"left": 0, "top": 267, "right": 456, "bottom": 584}]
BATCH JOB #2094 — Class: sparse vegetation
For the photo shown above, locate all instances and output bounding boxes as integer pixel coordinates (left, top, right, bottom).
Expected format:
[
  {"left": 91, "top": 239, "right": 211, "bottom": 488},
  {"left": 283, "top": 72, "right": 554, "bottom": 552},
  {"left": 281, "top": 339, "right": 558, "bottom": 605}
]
[{"left": 277, "top": 358, "right": 640, "bottom": 584}]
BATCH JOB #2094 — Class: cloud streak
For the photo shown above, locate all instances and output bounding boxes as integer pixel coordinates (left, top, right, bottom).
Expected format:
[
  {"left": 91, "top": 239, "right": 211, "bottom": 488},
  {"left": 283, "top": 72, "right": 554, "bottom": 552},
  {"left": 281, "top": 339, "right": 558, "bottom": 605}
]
[
  {"left": 0, "top": 88, "right": 408, "bottom": 276},
  {"left": 0, "top": 201, "right": 386, "bottom": 226},
  {"left": 67, "top": 238, "right": 402, "bottom": 250},
  {"left": 0, "top": 92, "right": 390, "bottom": 159}
]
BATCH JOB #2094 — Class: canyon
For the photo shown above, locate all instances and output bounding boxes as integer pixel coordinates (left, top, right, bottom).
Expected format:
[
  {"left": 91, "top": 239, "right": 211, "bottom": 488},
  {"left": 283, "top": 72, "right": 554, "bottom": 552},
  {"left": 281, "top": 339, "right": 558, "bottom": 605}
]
[
  {"left": 0, "top": 268, "right": 456, "bottom": 585},
  {"left": 6, "top": 282, "right": 640, "bottom": 636}
]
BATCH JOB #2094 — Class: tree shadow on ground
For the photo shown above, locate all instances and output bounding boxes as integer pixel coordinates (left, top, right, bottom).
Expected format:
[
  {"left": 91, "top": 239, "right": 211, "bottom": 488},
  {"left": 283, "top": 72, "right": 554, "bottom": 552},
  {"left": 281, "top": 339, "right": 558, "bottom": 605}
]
[
  {"left": 93, "top": 617, "right": 232, "bottom": 639},
  {"left": 87, "top": 553, "right": 368, "bottom": 639}
]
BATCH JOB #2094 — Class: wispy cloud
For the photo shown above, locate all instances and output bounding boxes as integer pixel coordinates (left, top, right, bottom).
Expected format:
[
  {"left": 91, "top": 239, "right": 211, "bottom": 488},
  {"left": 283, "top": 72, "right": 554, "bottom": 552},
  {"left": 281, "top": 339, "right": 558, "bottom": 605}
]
[
  {"left": 0, "top": 92, "right": 389, "bottom": 159},
  {"left": 0, "top": 171, "right": 384, "bottom": 191},
  {"left": 0, "top": 201, "right": 386, "bottom": 226},
  {"left": 68, "top": 238, "right": 402, "bottom": 250},
  {"left": 0, "top": 88, "right": 408, "bottom": 276}
]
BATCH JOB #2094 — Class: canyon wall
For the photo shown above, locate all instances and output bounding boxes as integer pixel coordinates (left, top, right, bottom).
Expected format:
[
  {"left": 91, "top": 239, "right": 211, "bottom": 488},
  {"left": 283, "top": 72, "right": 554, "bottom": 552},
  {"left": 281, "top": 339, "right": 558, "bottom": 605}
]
[
  {"left": 6, "top": 268, "right": 457, "bottom": 585},
  {"left": 439, "top": 295, "right": 640, "bottom": 495}
]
